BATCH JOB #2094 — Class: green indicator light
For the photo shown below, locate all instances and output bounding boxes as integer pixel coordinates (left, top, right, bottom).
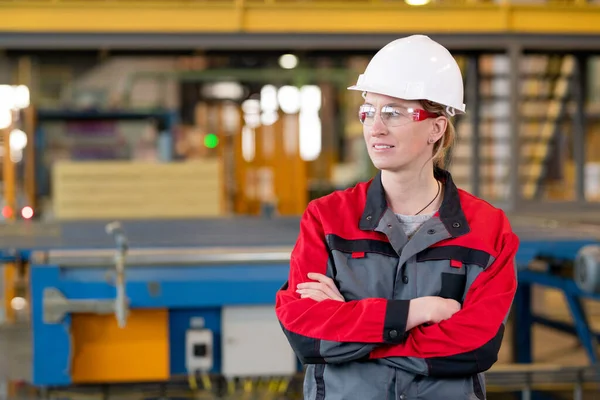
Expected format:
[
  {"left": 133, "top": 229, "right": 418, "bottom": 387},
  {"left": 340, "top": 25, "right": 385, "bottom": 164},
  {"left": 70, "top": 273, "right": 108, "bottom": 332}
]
[{"left": 204, "top": 133, "right": 219, "bottom": 148}]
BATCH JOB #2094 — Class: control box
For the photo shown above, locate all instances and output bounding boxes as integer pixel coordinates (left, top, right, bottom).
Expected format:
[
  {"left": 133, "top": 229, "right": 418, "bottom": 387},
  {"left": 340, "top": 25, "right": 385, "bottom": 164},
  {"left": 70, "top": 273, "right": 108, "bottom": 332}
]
[
  {"left": 185, "top": 329, "right": 214, "bottom": 372},
  {"left": 222, "top": 306, "right": 297, "bottom": 377}
]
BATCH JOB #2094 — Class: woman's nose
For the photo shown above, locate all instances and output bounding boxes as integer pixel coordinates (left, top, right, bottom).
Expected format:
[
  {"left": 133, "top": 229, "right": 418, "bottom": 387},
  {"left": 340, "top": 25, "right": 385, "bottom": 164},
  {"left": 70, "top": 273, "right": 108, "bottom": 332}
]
[{"left": 369, "top": 115, "right": 387, "bottom": 136}]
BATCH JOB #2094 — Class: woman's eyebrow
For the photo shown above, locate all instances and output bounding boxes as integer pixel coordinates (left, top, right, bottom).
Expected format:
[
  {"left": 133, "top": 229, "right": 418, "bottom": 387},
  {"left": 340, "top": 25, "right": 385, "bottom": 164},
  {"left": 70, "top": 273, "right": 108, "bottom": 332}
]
[
  {"left": 386, "top": 102, "right": 411, "bottom": 108},
  {"left": 362, "top": 102, "right": 405, "bottom": 107}
]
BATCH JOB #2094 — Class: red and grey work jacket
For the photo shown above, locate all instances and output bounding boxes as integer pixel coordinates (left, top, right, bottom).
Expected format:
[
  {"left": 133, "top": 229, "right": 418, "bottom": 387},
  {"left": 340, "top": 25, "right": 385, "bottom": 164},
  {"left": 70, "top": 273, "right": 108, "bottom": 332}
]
[{"left": 275, "top": 168, "right": 519, "bottom": 400}]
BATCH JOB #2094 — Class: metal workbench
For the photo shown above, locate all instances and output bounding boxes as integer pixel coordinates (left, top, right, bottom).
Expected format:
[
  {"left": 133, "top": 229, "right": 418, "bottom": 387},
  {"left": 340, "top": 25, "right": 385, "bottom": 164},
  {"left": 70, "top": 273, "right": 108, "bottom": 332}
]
[{"left": 0, "top": 214, "right": 598, "bottom": 389}]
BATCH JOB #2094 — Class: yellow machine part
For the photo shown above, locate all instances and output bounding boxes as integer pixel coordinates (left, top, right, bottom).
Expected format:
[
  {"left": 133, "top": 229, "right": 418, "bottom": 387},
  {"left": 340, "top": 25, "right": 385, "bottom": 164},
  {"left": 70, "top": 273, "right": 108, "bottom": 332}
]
[
  {"left": 71, "top": 309, "right": 169, "bottom": 383},
  {"left": 52, "top": 161, "right": 224, "bottom": 220}
]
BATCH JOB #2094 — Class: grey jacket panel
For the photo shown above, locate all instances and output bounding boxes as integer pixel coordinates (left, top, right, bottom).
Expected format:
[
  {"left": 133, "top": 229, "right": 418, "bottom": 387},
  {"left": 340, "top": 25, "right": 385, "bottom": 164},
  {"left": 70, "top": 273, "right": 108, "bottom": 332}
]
[
  {"left": 319, "top": 341, "right": 376, "bottom": 364},
  {"left": 303, "top": 365, "right": 486, "bottom": 400},
  {"left": 320, "top": 362, "right": 396, "bottom": 400},
  {"left": 301, "top": 231, "right": 494, "bottom": 399}
]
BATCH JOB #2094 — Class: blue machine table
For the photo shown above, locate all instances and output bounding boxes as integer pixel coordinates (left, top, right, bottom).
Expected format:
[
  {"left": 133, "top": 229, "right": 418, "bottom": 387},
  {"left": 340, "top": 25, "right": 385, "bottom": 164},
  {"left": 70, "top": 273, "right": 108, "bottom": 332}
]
[{"left": 0, "top": 215, "right": 598, "bottom": 390}]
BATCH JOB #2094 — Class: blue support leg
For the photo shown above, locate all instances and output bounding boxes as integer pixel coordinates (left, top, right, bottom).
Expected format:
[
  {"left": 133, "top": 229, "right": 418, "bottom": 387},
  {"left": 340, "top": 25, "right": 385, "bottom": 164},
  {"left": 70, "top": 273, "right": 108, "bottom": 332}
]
[
  {"left": 513, "top": 282, "right": 533, "bottom": 364},
  {"left": 564, "top": 294, "right": 599, "bottom": 364}
]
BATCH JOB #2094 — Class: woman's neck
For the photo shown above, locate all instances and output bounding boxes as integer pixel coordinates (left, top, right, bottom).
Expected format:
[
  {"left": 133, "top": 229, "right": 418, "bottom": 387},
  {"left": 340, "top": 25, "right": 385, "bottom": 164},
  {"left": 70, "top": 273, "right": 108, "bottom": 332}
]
[{"left": 381, "top": 165, "right": 442, "bottom": 216}]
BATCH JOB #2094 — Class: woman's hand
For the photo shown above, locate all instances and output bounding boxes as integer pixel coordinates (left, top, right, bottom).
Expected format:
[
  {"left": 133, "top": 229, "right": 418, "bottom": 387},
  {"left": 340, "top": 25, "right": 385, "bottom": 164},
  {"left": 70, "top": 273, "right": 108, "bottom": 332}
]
[
  {"left": 428, "top": 297, "right": 461, "bottom": 324},
  {"left": 296, "top": 273, "right": 345, "bottom": 302},
  {"left": 407, "top": 296, "right": 461, "bottom": 330}
]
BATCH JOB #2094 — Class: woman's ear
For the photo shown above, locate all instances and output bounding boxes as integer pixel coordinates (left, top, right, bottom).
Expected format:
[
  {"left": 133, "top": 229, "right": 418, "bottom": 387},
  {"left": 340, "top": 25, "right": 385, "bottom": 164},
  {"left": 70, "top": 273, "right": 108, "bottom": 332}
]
[{"left": 428, "top": 116, "right": 448, "bottom": 144}]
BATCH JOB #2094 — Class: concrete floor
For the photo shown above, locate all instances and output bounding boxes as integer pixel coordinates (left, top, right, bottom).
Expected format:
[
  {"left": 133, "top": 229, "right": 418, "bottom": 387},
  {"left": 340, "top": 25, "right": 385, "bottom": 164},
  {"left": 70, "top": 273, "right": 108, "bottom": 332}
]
[
  {"left": 0, "top": 309, "right": 597, "bottom": 399},
  {"left": 0, "top": 323, "right": 31, "bottom": 384}
]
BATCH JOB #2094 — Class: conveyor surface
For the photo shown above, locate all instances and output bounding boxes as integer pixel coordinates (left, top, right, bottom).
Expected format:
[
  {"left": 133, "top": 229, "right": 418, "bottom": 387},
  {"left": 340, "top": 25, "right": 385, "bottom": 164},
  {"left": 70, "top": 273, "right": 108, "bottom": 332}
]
[
  {"left": 0, "top": 215, "right": 597, "bottom": 247},
  {"left": 0, "top": 215, "right": 597, "bottom": 266},
  {"left": 0, "top": 217, "right": 302, "bottom": 253}
]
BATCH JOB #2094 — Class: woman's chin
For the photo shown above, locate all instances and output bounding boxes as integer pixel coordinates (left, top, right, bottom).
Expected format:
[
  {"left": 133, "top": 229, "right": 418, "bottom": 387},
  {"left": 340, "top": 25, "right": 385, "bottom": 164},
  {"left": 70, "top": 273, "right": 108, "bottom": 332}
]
[
  {"left": 369, "top": 151, "right": 425, "bottom": 173},
  {"left": 371, "top": 157, "right": 403, "bottom": 171}
]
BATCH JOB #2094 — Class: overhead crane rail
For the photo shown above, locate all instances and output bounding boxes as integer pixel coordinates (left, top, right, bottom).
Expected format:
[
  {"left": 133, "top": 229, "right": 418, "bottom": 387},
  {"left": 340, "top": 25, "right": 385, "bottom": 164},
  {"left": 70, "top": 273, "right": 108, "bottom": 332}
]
[{"left": 0, "top": 0, "right": 599, "bottom": 35}]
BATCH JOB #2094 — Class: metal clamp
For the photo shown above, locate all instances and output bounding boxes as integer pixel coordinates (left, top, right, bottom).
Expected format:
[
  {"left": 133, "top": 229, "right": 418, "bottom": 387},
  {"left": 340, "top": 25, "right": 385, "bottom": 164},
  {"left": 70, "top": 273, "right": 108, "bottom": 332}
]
[
  {"left": 42, "top": 222, "right": 130, "bottom": 327},
  {"left": 105, "top": 221, "right": 129, "bottom": 328},
  {"left": 43, "top": 288, "right": 116, "bottom": 323}
]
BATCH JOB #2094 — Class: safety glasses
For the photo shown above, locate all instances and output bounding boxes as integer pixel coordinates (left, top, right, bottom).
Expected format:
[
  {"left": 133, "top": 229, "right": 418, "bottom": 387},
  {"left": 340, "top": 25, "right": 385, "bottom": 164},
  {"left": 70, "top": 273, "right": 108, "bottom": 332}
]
[{"left": 358, "top": 104, "right": 439, "bottom": 128}]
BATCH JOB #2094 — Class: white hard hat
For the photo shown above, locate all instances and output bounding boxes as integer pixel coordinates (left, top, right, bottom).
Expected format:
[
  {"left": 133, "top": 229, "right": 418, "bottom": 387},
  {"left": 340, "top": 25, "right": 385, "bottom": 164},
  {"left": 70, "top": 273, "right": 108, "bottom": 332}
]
[{"left": 348, "top": 35, "right": 466, "bottom": 115}]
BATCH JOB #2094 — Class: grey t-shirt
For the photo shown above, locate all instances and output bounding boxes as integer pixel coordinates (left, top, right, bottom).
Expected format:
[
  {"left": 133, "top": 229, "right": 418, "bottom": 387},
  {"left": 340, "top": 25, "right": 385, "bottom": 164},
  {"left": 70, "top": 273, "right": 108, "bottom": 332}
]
[{"left": 395, "top": 210, "right": 437, "bottom": 238}]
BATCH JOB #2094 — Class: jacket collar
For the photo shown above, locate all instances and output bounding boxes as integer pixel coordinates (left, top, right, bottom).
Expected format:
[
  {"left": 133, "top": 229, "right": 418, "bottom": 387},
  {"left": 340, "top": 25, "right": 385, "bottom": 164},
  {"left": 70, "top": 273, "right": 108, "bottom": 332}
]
[{"left": 359, "top": 168, "right": 470, "bottom": 237}]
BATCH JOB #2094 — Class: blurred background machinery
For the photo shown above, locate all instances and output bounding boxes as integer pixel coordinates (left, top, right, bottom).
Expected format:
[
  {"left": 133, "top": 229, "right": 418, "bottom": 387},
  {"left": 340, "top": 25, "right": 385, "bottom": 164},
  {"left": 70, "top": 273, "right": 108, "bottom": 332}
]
[{"left": 1, "top": 0, "right": 600, "bottom": 399}]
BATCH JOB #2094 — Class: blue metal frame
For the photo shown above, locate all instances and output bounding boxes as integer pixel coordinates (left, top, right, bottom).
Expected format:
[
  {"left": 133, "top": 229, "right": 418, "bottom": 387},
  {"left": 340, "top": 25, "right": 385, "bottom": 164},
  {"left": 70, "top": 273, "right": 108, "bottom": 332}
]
[
  {"left": 511, "top": 237, "right": 600, "bottom": 366},
  {"left": 513, "top": 270, "right": 600, "bottom": 365},
  {"left": 30, "top": 262, "right": 290, "bottom": 386},
  {"left": 514, "top": 238, "right": 599, "bottom": 267}
]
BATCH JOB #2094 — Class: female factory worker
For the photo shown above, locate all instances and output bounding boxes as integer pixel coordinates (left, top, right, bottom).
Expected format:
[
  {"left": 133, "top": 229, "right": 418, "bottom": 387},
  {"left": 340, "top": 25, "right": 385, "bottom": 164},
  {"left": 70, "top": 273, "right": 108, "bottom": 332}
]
[{"left": 275, "top": 35, "right": 519, "bottom": 400}]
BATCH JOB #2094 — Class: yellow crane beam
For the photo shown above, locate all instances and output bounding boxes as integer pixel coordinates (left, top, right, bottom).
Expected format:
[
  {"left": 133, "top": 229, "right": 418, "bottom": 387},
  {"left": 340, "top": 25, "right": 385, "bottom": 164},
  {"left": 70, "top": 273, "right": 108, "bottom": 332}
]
[{"left": 0, "top": 0, "right": 599, "bottom": 35}]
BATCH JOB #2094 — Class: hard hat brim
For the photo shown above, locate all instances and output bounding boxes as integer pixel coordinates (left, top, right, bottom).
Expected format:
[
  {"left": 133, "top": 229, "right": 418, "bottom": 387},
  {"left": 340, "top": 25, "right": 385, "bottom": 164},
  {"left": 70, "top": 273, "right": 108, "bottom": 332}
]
[{"left": 348, "top": 84, "right": 466, "bottom": 115}]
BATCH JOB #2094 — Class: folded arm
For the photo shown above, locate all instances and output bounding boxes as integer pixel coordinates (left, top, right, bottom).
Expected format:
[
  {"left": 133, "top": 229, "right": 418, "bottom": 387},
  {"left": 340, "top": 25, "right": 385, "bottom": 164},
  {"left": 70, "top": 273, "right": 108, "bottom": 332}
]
[
  {"left": 275, "top": 202, "right": 413, "bottom": 364},
  {"left": 370, "top": 230, "right": 520, "bottom": 377}
]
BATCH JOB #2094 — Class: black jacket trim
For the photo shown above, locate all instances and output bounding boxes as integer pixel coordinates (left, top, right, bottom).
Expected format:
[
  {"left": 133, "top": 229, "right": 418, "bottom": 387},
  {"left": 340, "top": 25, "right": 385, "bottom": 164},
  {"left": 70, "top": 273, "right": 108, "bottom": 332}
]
[
  {"left": 315, "top": 364, "right": 326, "bottom": 400},
  {"left": 383, "top": 300, "right": 410, "bottom": 344},
  {"left": 426, "top": 324, "right": 505, "bottom": 377},
  {"left": 435, "top": 168, "right": 470, "bottom": 237},
  {"left": 416, "top": 245, "right": 491, "bottom": 269},
  {"left": 279, "top": 323, "right": 325, "bottom": 365},
  {"left": 473, "top": 374, "right": 485, "bottom": 400},
  {"left": 439, "top": 273, "right": 467, "bottom": 302},
  {"left": 327, "top": 234, "right": 398, "bottom": 258},
  {"left": 359, "top": 172, "right": 387, "bottom": 231}
]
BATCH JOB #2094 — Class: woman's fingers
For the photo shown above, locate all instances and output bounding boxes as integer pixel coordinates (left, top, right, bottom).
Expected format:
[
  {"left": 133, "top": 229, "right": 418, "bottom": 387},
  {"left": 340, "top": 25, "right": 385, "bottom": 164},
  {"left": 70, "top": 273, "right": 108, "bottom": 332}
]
[
  {"left": 297, "top": 283, "right": 344, "bottom": 302},
  {"left": 307, "top": 272, "right": 338, "bottom": 292},
  {"left": 304, "top": 273, "right": 345, "bottom": 301},
  {"left": 297, "top": 289, "right": 329, "bottom": 302},
  {"left": 297, "top": 282, "right": 342, "bottom": 301}
]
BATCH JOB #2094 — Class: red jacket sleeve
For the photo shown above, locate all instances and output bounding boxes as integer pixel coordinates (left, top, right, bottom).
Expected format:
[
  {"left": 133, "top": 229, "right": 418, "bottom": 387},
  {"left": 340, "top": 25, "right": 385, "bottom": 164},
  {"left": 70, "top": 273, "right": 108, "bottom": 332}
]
[
  {"left": 369, "top": 229, "right": 519, "bottom": 377},
  {"left": 275, "top": 201, "right": 411, "bottom": 364}
]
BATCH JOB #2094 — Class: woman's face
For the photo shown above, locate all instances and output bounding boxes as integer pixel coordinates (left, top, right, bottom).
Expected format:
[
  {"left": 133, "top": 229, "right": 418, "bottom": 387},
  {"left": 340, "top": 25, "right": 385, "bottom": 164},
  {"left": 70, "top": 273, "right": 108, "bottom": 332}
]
[{"left": 361, "top": 92, "right": 445, "bottom": 173}]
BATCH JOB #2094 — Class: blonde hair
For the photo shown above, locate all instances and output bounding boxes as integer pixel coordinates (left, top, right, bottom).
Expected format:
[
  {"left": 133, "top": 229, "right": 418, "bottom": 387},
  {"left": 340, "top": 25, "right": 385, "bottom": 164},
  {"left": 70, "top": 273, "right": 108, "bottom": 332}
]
[{"left": 420, "top": 100, "right": 456, "bottom": 169}]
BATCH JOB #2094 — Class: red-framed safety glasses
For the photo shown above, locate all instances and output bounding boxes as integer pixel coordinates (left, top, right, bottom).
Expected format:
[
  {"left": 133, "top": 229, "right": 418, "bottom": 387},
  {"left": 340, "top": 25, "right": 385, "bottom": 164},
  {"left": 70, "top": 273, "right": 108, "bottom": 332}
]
[{"left": 358, "top": 104, "right": 439, "bottom": 128}]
